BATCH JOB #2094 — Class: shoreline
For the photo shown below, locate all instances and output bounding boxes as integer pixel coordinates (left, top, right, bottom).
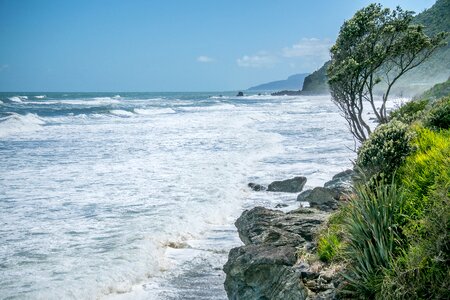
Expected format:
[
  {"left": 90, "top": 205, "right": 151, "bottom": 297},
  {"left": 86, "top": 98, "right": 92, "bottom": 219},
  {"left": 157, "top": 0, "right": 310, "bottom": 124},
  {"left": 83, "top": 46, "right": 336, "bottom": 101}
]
[{"left": 223, "top": 170, "right": 353, "bottom": 299}]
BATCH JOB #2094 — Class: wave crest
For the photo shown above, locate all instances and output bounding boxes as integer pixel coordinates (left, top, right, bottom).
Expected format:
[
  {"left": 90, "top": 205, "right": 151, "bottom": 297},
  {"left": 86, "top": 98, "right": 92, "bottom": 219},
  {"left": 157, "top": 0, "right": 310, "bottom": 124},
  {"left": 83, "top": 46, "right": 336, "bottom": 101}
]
[{"left": 0, "top": 113, "right": 45, "bottom": 137}]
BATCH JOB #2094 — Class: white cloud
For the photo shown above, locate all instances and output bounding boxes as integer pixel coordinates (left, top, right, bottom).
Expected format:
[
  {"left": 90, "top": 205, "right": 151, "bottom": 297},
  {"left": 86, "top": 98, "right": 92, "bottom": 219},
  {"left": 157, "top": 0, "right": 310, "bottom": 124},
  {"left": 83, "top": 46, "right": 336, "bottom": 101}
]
[
  {"left": 236, "top": 52, "right": 277, "bottom": 68},
  {"left": 282, "top": 38, "right": 333, "bottom": 60},
  {"left": 197, "top": 56, "right": 215, "bottom": 63}
]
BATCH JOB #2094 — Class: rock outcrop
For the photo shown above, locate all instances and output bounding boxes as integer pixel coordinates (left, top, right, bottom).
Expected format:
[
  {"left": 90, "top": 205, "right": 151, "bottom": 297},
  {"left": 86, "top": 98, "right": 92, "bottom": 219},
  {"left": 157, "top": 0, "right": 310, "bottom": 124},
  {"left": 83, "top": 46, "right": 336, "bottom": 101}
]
[
  {"left": 297, "top": 187, "right": 338, "bottom": 212},
  {"left": 223, "top": 207, "right": 335, "bottom": 300},
  {"left": 323, "top": 169, "right": 354, "bottom": 196},
  {"left": 267, "top": 176, "right": 307, "bottom": 193}
]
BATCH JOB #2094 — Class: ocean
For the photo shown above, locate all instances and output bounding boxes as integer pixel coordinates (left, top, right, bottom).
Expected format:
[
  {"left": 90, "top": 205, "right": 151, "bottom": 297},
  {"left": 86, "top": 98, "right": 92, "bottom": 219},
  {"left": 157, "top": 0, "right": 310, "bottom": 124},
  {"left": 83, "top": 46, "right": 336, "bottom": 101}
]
[{"left": 0, "top": 92, "right": 354, "bottom": 299}]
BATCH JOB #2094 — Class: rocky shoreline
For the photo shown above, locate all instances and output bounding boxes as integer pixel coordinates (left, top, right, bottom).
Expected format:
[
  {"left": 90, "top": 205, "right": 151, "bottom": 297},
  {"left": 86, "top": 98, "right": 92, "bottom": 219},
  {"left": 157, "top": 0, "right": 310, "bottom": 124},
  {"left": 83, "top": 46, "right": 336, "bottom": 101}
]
[{"left": 223, "top": 170, "right": 353, "bottom": 300}]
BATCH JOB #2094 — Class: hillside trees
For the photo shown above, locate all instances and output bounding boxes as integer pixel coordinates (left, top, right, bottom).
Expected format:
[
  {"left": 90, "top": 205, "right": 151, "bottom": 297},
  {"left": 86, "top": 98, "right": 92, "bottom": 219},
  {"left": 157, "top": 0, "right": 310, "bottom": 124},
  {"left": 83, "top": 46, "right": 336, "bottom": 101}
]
[{"left": 327, "top": 4, "right": 447, "bottom": 143}]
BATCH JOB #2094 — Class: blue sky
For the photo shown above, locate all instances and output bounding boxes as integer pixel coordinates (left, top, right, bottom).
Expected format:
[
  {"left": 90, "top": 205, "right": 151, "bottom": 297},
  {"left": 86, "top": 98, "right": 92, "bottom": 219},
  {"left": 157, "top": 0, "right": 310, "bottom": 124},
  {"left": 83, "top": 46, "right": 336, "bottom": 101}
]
[{"left": 0, "top": 0, "right": 436, "bottom": 92}]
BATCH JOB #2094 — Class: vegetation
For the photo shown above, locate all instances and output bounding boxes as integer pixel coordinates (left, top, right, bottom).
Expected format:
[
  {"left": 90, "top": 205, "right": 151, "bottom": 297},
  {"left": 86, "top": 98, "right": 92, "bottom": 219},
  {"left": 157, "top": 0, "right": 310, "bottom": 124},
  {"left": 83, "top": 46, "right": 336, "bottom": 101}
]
[
  {"left": 327, "top": 4, "right": 447, "bottom": 142},
  {"left": 317, "top": 53, "right": 450, "bottom": 298},
  {"left": 423, "top": 95, "right": 450, "bottom": 129},
  {"left": 418, "top": 77, "right": 450, "bottom": 100},
  {"left": 355, "top": 120, "right": 413, "bottom": 184},
  {"left": 301, "top": 61, "right": 330, "bottom": 94},
  {"left": 389, "top": 98, "right": 429, "bottom": 124}
]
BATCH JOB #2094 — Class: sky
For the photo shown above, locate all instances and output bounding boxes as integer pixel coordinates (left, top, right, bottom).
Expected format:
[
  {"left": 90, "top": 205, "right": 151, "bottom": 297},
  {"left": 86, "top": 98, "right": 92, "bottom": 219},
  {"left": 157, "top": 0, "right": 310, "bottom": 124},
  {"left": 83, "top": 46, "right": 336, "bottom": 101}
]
[{"left": 0, "top": 0, "right": 436, "bottom": 92}]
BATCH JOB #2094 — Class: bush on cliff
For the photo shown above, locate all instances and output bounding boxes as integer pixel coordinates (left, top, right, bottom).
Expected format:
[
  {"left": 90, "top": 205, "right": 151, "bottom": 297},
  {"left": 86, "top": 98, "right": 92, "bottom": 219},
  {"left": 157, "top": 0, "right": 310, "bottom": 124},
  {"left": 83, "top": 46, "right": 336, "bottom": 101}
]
[
  {"left": 355, "top": 120, "right": 414, "bottom": 184},
  {"left": 423, "top": 95, "right": 450, "bottom": 130},
  {"left": 389, "top": 99, "right": 429, "bottom": 124}
]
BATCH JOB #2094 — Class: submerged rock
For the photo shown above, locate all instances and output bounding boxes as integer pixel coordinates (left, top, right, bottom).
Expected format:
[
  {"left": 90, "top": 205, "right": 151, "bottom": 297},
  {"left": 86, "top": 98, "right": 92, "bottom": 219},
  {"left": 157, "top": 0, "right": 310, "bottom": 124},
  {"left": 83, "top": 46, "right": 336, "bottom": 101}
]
[{"left": 267, "top": 176, "right": 307, "bottom": 193}]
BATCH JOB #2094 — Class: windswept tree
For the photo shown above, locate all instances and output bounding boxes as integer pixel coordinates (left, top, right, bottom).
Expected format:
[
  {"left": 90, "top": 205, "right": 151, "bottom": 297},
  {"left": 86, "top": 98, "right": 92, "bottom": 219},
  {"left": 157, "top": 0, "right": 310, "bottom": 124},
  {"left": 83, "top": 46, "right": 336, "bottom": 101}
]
[{"left": 327, "top": 4, "right": 447, "bottom": 143}]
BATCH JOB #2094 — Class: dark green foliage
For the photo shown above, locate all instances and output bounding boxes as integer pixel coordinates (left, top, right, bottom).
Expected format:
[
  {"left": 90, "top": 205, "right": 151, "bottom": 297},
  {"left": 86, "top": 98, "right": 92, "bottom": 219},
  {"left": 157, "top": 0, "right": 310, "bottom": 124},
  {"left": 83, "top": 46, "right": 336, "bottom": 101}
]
[
  {"left": 341, "top": 183, "right": 405, "bottom": 298},
  {"left": 356, "top": 120, "right": 413, "bottom": 184},
  {"left": 380, "top": 184, "right": 450, "bottom": 299},
  {"left": 389, "top": 99, "right": 429, "bottom": 124},
  {"left": 423, "top": 96, "right": 450, "bottom": 130}
]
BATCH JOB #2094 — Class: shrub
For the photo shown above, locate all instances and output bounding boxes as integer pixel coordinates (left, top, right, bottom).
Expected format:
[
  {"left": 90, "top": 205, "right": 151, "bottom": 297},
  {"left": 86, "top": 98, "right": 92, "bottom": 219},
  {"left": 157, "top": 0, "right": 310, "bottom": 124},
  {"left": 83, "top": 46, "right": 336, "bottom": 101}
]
[
  {"left": 355, "top": 120, "right": 414, "bottom": 184},
  {"left": 423, "top": 96, "right": 450, "bottom": 130},
  {"left": 389, "top": 99, "right": 429, "bottom": 124},
  {"left": 341, "top": 183, "right": 405, "bottom": 298}
]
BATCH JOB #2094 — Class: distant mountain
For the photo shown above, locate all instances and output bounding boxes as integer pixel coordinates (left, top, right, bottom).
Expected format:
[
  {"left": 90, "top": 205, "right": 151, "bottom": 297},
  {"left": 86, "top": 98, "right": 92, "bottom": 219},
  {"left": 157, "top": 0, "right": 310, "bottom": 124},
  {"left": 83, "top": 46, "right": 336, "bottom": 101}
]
[{"left": 247, "top": 73, "right": 309, "bottom": 91}]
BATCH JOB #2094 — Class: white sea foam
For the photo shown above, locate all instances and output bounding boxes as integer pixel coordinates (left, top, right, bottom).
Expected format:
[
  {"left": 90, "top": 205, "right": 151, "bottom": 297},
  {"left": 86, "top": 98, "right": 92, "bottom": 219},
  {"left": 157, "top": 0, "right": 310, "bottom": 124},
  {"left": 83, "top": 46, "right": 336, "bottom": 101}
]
[
  {"left": 109, "top": 109, "right": 135, "bottom": 117},
  {"left": 8, "top": 96, "right": 25, "bottom": 103},
  {"left": 34, "top": 95, "right": 46, "bottom": 99},
  {"left": 134, "top": 108, "right": 176, "bottom": 115},
  {"left": 65, "top": 98, "right": 121, "bottom": 105},
  {"left": 179, "top": 103, "right": 236, "bottom": 112},
  {"left": 0, "top": 113, "right": 45, "bottom": 137},
  {"left": 0, "top": 94, "right": 355, "bottom": 299}
]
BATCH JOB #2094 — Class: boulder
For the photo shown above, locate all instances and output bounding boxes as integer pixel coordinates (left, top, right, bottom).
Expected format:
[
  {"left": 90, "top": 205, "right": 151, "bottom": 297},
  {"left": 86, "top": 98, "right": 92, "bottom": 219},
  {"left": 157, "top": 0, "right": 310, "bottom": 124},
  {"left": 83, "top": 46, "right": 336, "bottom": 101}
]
[
  {"left": 297, "top": 187, "right": 338, "bottom": 212},
  {"left": 224, "top": 207, "right": 329, "bottom": 300},
  {"left": 324, "top": 169, "right": 354, "bottom": 196},
  {"left": 236, "top": 91, "right": 244, "bottom": 97},
  {"left": 223, "top": 245, "right": 308, "bottom": 300},
  {"left": 267, "top": 176, "right": 307, "bottom": 193},
  {"left": 248, "top": 182, "right": 266, "bottom": 191},
  {"left": 235, "top": 207, "right": 327, "bottom": 246}
]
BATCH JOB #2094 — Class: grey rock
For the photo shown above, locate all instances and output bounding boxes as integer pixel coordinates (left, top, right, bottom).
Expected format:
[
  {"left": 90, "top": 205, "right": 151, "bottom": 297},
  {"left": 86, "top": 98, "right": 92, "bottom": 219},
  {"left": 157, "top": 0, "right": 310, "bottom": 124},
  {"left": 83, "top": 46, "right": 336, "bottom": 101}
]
[
  {"left": 224, "top": 207, "right": 329, "bottom": 300},
  {"left": 267, "top": 176, "right": 307, "bottom": 193},
  {"left": 275, "top": 203, "right": 289, "bottom": 208},
  {"left": 248, "top": 182, "right": 266, "bottom": 191},
  {"left": 324, "top": 169, "right": 354, "bottom": 196},
  {"left": 297, "top": 187, "right": 338, "bottom": 211},
  {"left": 223, "top": 244, "right": 308, "bottom": 300},
  {"left": 235, "top": 207, "right": 327, "bottom": 247}
]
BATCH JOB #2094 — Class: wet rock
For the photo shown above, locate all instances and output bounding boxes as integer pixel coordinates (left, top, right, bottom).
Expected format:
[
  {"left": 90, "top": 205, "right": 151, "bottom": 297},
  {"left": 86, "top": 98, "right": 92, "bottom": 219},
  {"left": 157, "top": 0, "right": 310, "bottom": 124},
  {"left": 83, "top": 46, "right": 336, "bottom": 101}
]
[
  {"left": 324, "top": 169, "right": 354, "bottom": 196},
  {"left": 275, "top": 203, "right": 289, "bottom": 208},
  {"left": 224, "top": 244, "right": 308, "bottom": 300},
  {"left": 224, "top": 207, "right": 329, "bottom": 299},
  {"left": 236, "top": 91, "right": 244, "bottom": 97},
  {"left": 297, "top": 187, "right": 338, "bottom": 212},
  {"left": 235, "top": 207, "right": 327, "bottom": 247},
  {"left": 248, "top": 182, "right": 266, "bottom": 191},
  {"left": 267, "top": 176, "right": 307, "bottom": 193}
]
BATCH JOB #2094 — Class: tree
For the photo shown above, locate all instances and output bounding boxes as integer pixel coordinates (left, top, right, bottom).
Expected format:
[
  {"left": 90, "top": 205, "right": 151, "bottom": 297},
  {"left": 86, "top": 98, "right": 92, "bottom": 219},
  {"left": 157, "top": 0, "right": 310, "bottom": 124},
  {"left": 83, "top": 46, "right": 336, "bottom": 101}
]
[{"left": 327, "top": 4, "right": 447, "bottom": 143}]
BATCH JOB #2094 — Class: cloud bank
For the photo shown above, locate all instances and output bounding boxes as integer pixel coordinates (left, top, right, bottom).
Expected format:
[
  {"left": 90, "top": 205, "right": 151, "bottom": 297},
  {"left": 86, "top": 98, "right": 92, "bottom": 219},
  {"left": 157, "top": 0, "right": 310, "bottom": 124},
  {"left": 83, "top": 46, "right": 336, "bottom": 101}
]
[{"left": 236, "top": 38, "right": 332, "bottom": 70}]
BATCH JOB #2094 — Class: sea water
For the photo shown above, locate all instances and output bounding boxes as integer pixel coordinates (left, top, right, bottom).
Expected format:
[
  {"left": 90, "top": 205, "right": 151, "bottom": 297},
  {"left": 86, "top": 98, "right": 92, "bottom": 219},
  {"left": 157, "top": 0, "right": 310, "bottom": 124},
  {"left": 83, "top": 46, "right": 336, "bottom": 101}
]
[{"left": 0, "top": 92, "right": 355, "bottom": 299}]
